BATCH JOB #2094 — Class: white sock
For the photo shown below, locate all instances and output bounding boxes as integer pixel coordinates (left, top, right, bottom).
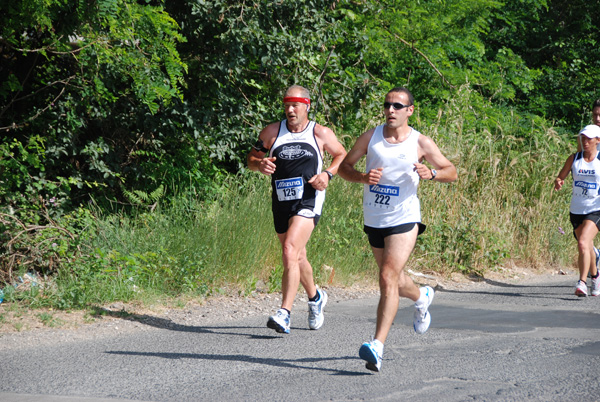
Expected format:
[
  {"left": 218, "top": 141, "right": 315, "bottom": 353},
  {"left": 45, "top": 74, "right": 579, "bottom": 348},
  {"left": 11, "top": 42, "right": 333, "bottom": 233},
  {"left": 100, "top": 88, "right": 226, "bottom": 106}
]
[
  {"left": 372, "top": 338, "right": 384, "bottom": 355},
  {"left": 415, "top": 287, "right": 428, "bottom": 309}
]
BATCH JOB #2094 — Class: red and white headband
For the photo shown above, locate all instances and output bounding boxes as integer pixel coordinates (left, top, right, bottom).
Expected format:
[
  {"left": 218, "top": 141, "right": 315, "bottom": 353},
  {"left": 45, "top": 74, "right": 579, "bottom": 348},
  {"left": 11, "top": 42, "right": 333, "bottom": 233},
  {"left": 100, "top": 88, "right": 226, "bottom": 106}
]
[{"left": 283, "top": 96, "right": 310, "bottom": 105}]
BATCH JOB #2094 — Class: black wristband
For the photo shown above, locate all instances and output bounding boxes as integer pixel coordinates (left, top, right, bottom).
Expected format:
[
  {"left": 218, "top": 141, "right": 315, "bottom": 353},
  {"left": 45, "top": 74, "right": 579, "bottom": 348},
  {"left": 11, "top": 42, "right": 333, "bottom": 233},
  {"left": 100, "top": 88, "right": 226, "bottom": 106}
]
[{"left": 324, "top": 170, "right": 334, "bottom": 181}]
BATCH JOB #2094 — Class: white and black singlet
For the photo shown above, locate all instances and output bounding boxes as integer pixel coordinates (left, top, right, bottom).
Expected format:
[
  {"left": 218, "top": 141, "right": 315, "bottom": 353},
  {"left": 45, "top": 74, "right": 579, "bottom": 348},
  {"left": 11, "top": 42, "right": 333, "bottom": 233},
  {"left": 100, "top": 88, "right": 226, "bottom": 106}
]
[
  {"left": 363, "top": 125, "right": 421, "bottom": 228},
  {"left": 570, "top": 151, "right": 600, "bottom": 215},
  {"left": 269, "top": 120, "right": 325, "bottom": 233}
]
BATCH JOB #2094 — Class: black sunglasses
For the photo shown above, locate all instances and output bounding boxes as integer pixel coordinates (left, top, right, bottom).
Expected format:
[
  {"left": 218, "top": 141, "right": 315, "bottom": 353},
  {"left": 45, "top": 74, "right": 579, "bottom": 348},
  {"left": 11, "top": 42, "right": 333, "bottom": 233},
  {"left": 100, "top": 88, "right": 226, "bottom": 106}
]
[{"left": 383, "top": 102, "right": 410, "bottom": 110}]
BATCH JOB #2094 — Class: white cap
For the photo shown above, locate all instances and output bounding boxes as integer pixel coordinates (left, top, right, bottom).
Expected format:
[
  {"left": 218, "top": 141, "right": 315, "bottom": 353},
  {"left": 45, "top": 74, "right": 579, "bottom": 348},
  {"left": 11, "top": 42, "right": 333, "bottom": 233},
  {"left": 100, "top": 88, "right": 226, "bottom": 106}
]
[{"left": 579, "top": 124, "right": 600, "bottom": 138}]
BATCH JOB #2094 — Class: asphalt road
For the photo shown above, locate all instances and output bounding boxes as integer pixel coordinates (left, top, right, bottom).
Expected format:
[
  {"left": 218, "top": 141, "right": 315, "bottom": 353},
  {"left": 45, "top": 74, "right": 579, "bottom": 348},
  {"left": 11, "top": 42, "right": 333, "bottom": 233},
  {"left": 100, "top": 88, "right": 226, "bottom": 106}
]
[{"left": 2, "top": 274, "right": 600, "bottom": 402}]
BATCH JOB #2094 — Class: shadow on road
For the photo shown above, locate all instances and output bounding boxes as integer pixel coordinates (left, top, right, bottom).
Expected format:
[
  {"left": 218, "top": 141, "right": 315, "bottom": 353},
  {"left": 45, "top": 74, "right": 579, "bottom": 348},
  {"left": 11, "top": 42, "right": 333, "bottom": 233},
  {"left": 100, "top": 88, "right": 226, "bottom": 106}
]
[
  {"left": 479, "top": 277, "right": 569, "bottom": 289},
  {"left": 89, "top": 306, "right": 291, "bottom": 338},
  {"left": 89, "top": 306, "right": 327, "bottom": 339},
  {"left": 436, "top": 278, "right": 576, "bottom": 302},
  {"left": 104, "top": 351, "right": 370, "bottom": 376}
]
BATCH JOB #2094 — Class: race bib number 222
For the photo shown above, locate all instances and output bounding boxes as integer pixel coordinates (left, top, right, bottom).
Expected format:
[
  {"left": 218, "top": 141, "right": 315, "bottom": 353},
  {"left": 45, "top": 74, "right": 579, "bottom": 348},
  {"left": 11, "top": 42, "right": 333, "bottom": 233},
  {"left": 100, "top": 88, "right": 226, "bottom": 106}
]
[{"left": 366, "top": 184, "right": 399, "bottom": 209}]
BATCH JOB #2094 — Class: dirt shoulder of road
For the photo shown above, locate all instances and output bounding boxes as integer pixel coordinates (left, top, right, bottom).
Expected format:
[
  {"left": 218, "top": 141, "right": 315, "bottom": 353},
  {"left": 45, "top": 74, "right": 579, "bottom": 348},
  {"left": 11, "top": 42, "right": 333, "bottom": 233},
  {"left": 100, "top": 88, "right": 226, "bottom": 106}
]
[{"left": 0, "top": 264, "right": 576, "bottom": 345}]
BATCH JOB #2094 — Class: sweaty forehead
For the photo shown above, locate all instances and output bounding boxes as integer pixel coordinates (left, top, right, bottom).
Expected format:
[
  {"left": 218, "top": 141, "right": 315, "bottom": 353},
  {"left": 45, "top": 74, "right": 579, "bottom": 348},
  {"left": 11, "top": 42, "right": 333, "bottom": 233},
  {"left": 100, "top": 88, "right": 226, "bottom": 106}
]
[
  {"left": 285, "top": 91, "right": 303, "bottom": 98},
  {"left": 385, "top": 92, "right": 409, "bottom": 102}
]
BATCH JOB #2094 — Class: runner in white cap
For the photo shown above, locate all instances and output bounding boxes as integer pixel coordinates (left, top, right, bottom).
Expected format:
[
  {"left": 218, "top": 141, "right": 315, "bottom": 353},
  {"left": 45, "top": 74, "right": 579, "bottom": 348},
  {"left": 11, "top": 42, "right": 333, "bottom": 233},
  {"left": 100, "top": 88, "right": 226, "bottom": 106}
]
[{"left": 555, "top": 124, "right": 600, "bottom": 296}]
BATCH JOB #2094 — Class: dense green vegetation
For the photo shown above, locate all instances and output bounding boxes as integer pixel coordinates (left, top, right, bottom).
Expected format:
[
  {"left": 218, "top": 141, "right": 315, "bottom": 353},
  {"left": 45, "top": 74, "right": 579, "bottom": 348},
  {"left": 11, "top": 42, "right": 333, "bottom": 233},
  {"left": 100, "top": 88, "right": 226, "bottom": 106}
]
[{"left": 0, "top": 0, "right": 597, "bottom": 309}]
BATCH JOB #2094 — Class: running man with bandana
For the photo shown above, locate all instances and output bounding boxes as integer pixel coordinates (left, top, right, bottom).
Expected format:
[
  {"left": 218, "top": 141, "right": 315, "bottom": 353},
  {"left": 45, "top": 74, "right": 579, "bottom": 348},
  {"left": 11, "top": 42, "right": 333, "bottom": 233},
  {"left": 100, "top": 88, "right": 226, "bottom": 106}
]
[{"left": 247, "top": 85, "right": 346, "bottom": 334}]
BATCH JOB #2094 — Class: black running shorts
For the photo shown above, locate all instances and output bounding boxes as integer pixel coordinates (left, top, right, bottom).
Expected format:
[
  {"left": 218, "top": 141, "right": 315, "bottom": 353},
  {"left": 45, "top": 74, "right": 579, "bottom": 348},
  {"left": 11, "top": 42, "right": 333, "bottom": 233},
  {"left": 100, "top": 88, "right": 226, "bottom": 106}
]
[
  {"left": 363, "top": 222, "right": 426, "bottom": 249},
  {"left": 570, "top": 211, "right": 600, "bottom": 238},
  {"left": 272, "top": 207, "right": 321, "bottom": 234}
]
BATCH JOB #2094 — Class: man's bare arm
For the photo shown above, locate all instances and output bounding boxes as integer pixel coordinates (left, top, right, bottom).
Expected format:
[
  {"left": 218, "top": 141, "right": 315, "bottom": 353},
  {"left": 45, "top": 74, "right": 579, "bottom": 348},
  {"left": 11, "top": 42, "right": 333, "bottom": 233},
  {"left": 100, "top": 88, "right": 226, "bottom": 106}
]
[
  {"left": 316, "top": 125, "right": 347, "bottom": 175},
  {"left": 416, "top": 135, "right": 457, "bottom": 183},
  {"left": 309, "top": 125, "right": 347, "bottom": 190},
  {"left": 338, "top": 129, "right": 381, "bottom": 184},
  {"left": 247, "top": 123, "right": 279, "bottom": 174}
]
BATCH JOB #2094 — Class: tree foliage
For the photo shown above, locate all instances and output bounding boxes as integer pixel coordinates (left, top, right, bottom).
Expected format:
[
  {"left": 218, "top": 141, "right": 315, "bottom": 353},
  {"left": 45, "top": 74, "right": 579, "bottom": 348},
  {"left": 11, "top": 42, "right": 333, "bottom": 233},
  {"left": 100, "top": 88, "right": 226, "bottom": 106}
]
[
  {"left": 485, "top": 0, "right": 600, "bottom": 125},
  {"left": 3, "top": 0, "right": 596, "bottom": 215},
  {"left": 0, "top": 0, "right": 189, "bottom": 214},
  {"left": 1, "top": 0, "right": 599, "bottom": 281},
  {"left": 165, "top": 0, "right": 382, "bottom": 168}
]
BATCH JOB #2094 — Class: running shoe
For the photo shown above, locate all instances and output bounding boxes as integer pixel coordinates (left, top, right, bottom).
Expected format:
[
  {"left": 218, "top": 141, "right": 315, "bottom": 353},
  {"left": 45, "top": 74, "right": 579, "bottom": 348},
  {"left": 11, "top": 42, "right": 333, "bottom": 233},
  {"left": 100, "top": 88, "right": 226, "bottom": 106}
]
[
  {"left": 267, "top": 309, "right": 291, "bottom": 334},
  {"left": 359, "top": 340, "right": 383, "bottom": 372},
  {"left": 593, "top": 246, "right": 600, "bottom": 296},
  {"left": 575, "top": 280, "right": 588, "bottom": 297},
  {"left": 413, "top": 286, "right": 434, "bottom": 334},
  {"left": 308, "top": 288, "right": 328, "bottom": 330},
  {"left": 592, "top": 276, "right": 600, "bottom": 297}
]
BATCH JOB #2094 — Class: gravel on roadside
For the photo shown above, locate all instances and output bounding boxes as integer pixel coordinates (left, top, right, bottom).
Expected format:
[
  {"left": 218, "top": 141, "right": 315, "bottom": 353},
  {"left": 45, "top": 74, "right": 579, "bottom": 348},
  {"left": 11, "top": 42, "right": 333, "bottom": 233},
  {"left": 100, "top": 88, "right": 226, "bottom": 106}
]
[{"left": 0, "top": 265, "right": 574, "bottom": 350}]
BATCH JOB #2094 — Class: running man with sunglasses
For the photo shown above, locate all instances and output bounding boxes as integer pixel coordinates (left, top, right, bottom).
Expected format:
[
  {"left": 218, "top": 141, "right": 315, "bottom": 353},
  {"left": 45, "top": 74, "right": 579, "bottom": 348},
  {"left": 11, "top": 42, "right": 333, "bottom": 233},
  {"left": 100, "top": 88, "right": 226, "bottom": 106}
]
[
  {"left": 338, "top": 87, "right": 457, "bottom": 372},
  {"left": 247, "top": 85, "right": 346, "bottom": 334}
]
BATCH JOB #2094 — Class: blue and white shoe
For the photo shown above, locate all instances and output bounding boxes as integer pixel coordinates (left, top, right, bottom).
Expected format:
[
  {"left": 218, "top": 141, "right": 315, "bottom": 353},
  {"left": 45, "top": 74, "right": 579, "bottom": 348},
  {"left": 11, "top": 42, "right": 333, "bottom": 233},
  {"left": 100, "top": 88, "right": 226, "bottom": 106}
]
[
  {"left": 413, "top": 286, "right": 434, "bottom": 334},
  {"left": 359, "top": 340, "right": 383, "bottom": 372},
  {"left": 267, "top": 309, "right": 290, "bottom": 334},
  {"left": 308, "top": 288, "right": 328, "bottom": 330}
]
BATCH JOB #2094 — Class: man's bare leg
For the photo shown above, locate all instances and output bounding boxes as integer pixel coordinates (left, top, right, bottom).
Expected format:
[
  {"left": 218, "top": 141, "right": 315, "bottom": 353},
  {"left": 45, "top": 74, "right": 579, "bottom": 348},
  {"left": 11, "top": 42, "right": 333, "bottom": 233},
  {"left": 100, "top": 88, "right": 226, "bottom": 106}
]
[
  {"left": 372, "top": 227, "right": 419, "bottom": 344},
  {"left": 277, "top": 216, "right": 316, "bottom": 311}
]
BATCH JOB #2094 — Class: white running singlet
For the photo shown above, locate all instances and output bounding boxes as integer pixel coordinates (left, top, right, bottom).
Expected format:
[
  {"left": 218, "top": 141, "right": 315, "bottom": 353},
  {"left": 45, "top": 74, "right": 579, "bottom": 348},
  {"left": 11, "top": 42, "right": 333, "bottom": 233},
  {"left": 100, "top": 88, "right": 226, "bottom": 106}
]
[
  {"left": 363, "top": 125, "right": 421, "bottom": 228},
  {"left": 570, "top": 151, "right": 600, "bottom": 215}
]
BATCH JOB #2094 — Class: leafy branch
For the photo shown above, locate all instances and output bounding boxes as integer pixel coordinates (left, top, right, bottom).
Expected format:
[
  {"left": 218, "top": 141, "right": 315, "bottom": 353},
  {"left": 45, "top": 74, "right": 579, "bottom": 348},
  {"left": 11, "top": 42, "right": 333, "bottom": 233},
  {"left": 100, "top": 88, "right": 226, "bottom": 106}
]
[
  {"left": 312, "top": 45, "right": 336, "bottom": 116},
  {"left": 394, "top": 34, "right": 456, "bottom": 89},
  {"left": 0, "top": 76, "right": 77, "bottom": 131},
  {"left": 0, "top": 209, "right": 79, "bottom": 283},
  {"left": 121, "top": 184, "right": 165, "bottom": 211}
]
